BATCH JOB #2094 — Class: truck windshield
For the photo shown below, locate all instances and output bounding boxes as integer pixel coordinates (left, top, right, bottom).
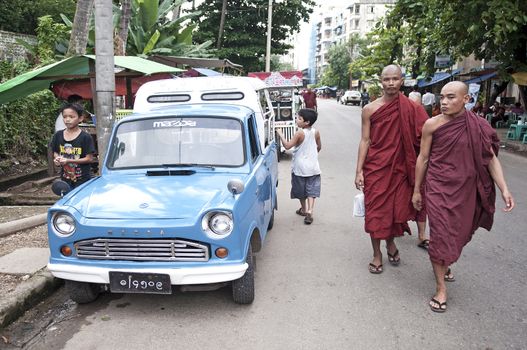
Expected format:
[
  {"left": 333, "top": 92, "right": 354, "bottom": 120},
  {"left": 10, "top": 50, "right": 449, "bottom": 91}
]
[{"left": 107, "top": 116, "right": 245, "bottom": 169}]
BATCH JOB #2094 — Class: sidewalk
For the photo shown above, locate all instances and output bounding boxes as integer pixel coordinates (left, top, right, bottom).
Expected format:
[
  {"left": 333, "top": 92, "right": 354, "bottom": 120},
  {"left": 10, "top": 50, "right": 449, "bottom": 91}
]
[
  {"left": 0, "top": 209, "right": 62, "bottom": 329},
  {"left": 496, "top": 128, "right": 527, "bottom": 154}
]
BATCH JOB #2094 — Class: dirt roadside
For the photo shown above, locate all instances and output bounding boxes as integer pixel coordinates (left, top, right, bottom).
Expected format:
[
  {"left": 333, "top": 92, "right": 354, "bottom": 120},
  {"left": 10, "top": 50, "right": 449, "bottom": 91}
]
[{"left": 0, "top": 206, "right": 50, "bottom": 303}]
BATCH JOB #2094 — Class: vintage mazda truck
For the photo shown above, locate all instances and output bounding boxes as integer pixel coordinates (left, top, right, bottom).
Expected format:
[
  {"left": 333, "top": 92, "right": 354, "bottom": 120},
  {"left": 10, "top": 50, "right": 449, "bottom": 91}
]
[{"left": 47, "top": 103, "right": 278, "bottom": 304}]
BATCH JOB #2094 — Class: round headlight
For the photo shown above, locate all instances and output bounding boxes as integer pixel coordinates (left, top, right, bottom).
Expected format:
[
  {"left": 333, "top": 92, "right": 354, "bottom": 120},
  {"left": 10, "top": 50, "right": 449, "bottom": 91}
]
[
  {"left": 203, "top": 212, "right": 233, "bottom": 236},
  {"left": 52, "top": 213, "right": 76, "bottom": 236}
]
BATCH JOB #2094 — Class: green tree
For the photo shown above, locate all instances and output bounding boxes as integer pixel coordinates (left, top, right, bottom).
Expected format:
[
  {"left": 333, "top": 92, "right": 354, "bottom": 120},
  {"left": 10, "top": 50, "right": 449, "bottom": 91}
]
[
  {"left": 348, "top": 20, "right": 404, "bottom": 81},
  {"left": 35, "top": 16, "right": 69, "bottom": 64},
  {"left": 270, "top": 55, "right": 294, "bottom": 71},
  {"left": 123, "top": 0, "right": 212, "bottom": 57},
  {"left": 321, "top": 44, "right": 351, "bottom": 89},
  {"left": 193, "top": 0, "right": 315, "bottom": 72},
  {"left": 435, "top": 0, "right": 527, "bottom": 104},
  {"left": 370, "top": 0, "right": 527, "bottom": 103},
  {"left": 47, "top": 0, "right": 211, "bottom": 58},
  {"left": 0, "top": 0, "right": 76, "bottom": 35},
  {"left": 67, "top": 0, "right": 94, "bottom": 56}
]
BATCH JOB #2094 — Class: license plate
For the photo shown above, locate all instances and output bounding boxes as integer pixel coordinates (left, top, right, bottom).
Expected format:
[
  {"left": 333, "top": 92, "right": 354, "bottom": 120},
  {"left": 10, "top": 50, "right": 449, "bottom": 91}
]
[{"left": 109, "top": 272, "right": 172, "bottom": 294}]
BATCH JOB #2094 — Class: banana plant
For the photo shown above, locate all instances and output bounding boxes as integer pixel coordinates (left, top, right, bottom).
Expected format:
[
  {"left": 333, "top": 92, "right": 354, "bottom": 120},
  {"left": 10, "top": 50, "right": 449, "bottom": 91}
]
[
  {"left": 53, "top": 0, "right": 212, "bottom": 57},
  {"left": 123, "top": 0, "right": 212, "bottom": 57}
]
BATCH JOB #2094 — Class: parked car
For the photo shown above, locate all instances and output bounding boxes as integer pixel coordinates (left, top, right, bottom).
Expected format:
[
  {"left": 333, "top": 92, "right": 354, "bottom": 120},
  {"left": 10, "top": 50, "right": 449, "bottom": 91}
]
[
  {"left": 341, "top": 90, "right": 361, "bottom": 106},
  {"left": 47, "top": 103, "right": 279, "bottom": 305}
]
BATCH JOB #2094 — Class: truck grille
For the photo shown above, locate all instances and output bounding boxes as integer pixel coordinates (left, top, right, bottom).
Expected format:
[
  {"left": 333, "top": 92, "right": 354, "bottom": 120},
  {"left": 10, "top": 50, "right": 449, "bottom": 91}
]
[{"left": 74, "top": 238, "right": 209, "bottom": 262}]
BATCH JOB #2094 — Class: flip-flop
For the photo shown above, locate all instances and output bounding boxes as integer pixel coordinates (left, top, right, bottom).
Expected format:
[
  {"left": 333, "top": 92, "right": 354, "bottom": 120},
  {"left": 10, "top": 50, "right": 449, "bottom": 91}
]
[
  {"left": 387, "top": 249, "right": 400, "bottom": 266},
  {"left": 295, "top": 208, "right": 306, "bottom": 216},
  {"left": 429, "top": 297, "right": 447, "bottom": 313},
  {"left": 444, "top": 268, "right": 455, "bottom": 282},
  {"left": 368, "top": 263, "right": 383, "bottom": 274},
  {"left": 417, "top": 239, "right": 429, "bottom": 250}
]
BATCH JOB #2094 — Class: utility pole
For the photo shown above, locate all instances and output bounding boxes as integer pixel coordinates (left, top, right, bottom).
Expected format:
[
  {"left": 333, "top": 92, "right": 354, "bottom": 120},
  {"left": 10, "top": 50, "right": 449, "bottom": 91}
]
[
  {"left": 265, "top": 0, "right": 272, "bottom": 72},
  {"left": 94, "top": 0, "right": 116, "bottom": 170},
  {"left": 217, "top": 0, "right": 228, "bottom": 49}
]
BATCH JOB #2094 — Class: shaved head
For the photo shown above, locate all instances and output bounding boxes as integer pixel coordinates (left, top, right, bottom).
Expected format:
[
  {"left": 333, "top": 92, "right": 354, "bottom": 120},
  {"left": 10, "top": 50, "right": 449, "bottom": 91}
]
[
  {"left": 442, "top": 81, "right": 469, "bottom": 95},
  {"left": 440, "top": 81, "right": 470, "bottom": 117},
  {"left": 380, "top": 64, "right": 404, "bottom": 98},
  {"left": 381, "top": 64, "right": 403, "bottom": 78}
]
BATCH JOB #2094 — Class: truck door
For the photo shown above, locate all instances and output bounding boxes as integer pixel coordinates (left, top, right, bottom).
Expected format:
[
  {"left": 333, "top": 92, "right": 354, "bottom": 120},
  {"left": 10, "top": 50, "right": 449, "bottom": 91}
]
[{"left": 248, "top": 115, "right": 272, "bottom": 230}]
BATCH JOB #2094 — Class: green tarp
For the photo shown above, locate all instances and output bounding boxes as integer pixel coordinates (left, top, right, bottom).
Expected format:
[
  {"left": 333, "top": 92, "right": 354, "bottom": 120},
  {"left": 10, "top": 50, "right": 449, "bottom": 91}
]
[{"left": 0, "top": 55, "right": 184, "bottom": 105}]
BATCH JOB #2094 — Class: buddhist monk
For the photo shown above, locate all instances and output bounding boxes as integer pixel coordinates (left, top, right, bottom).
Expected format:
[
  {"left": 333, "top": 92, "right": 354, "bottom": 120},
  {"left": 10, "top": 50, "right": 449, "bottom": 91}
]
[
  {"left": 412, "top": 81, "right": 514, "bottom": 313},
  {"left": 355, "top": 64, "right": 428, "bottom": 274},
  {"left": 302, "top": 88, "right": 317, "bottom": 111}
]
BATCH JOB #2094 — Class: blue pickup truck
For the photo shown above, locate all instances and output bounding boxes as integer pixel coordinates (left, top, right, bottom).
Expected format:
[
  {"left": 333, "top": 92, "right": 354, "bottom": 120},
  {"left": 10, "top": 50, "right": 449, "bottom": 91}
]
[{"left": 47, "top": 103, "right": 278, "bottom": 304}]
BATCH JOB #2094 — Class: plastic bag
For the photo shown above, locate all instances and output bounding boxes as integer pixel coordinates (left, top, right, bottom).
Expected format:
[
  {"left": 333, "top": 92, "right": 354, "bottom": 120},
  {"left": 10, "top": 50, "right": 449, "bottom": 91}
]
[{"left": 353, "top": 192, "right": 365, "bottom": 217}]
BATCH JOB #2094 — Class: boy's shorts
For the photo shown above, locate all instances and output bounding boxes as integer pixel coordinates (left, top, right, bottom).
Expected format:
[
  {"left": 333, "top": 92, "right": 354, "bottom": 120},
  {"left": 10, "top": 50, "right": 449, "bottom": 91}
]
[{"left": 290, "top": 173, "right": 321, "bottom": 199}]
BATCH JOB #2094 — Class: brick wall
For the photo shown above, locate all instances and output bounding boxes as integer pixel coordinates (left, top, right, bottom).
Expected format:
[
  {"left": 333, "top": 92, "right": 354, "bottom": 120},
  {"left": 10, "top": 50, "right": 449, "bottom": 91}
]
[{"left": 0, "top": 30, "right": 37, "bottom": 61}]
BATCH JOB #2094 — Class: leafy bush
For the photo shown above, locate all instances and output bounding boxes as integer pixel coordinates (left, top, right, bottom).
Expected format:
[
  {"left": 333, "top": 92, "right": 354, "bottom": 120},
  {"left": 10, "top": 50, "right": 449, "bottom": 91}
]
[
  {"left": 0, "top": 60, "right": 31, "bottom": 83},
  {"left": 0, "top": 90, "right": 59, "bottom": 159}
]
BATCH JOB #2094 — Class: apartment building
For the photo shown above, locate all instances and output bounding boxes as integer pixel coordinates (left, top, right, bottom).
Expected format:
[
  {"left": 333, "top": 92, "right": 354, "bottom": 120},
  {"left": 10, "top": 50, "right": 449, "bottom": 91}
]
[{"left": 309, "top": 0, "right": 395, "bottom": 82}]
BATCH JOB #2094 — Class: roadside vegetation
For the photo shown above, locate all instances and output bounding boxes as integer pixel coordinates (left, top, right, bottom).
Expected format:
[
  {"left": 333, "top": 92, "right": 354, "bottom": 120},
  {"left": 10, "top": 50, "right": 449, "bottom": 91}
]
[
  {"left": 320, "top": 0, "right": 526, "bottom": 105},
  {"left": 0, "top": 0, "right": 315, "bottom": 177}
]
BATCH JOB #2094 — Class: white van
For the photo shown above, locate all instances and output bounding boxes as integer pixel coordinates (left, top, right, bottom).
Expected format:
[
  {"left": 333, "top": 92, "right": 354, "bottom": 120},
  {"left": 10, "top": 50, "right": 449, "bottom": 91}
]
[{"left": 134, "top": 76, "right": 276, "bottom": 149}]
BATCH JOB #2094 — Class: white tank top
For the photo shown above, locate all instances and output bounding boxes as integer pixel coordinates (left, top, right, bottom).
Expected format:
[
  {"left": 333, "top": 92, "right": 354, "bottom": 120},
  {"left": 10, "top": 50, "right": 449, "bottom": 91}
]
[{"left": 292, "top": 128, "right": 321, "bottom": 176}]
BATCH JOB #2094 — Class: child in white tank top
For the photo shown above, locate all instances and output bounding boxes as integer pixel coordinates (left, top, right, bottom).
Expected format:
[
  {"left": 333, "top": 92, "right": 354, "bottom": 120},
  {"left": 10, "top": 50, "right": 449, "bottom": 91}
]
[{"left": 277, "top": 108, "right": 322, "bottom": 225}]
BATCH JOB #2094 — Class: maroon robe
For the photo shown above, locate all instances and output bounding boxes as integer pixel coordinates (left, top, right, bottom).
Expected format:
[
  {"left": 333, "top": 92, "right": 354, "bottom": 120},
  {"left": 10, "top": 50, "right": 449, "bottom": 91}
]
[
  {"left": 364, "top": 93, "right": 428, "bottom": 239},
  {"left": 302, "top": 91, "right": 317, "bottom": 109},
  {"left": 426, "top": 110, "right": 499, "bottom": 266}
]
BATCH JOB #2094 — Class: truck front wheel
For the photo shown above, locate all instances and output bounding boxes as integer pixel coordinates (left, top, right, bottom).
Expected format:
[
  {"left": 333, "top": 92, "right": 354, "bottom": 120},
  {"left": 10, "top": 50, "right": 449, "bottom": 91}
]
[
  {"left": 65, "top": 280, "right": 100, "bottom": 304},
  {"left": 232, "top": 244, "right": 255, "bottom": 304}
]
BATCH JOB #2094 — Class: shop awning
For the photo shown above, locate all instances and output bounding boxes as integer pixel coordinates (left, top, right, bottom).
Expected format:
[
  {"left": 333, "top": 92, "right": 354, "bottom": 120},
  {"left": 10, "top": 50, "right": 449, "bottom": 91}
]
[
  {"left": 194, "top": 68, "right": 222, "bottom": 76},
  {"left": 0, "top": 55, "right": 183, "bottom": 105},
  {"left": 463, "top": 71, "right": 498, "bottom": 85},
  {"left": 418, "top": 69, "right": 461, "bottom": 88},
  {"left": 512, "top": 72, "right": 527, "bottom": 85}
]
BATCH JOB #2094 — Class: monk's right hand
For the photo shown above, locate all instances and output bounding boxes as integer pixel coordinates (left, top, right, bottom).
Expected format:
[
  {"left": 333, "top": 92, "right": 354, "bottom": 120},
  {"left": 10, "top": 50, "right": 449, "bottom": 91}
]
[
  {"left": 354, "top": 173, "right": 364, "bottom": 191},
  {"left": 412, "top": 192, "right": 422, "bottom": 211},
  {"left": 501, "top": 189, "right": 515, "bottom": 212}
]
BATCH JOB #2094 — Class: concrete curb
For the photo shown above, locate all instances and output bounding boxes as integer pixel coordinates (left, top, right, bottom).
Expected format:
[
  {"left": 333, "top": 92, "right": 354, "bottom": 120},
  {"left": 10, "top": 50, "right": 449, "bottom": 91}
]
[
  {"left": 0, "top": 270, "right": 63, "bottom": 328},
  {"left": 0, "top": 213, "right": 47, "bottom": 238}
]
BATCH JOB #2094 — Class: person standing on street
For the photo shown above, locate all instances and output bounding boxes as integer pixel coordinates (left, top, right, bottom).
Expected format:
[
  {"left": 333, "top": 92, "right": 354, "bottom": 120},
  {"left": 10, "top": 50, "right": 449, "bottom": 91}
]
[
  {"left": 355, "top": 64, "right": 428, "bottom": 274},
  {"left": 422, "top": 88, "right": 435, "bottom": 117},
  {"left": 302, "top": 88, "right": 317, "bottom": 111},
  {"left": 277, "top": 108, "right": 322, "bottom": 225},
  {"left": 408, "top": 85, "right": 422, "bottom": 105},
  {"left": 51, "top": 103, "right": 96, "bottom": 189},
  {"left": 55, "top": 94, "right": 83, "bottom": 132},
  {"left": 408, "top": 84, "right": 429, "bottom": 249},
  {"left": 412, "top": 81, "right": 515, "bottom": 313},
  {"left": 361, "top": 89, "right": 370, "bottom": 107}
]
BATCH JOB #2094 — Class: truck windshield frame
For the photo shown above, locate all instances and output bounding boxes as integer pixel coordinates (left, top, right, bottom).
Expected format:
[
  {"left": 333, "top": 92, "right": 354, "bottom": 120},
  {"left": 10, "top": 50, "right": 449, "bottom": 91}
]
[{"left": 106, "top": 116, "right": 246, "bottom": 170}]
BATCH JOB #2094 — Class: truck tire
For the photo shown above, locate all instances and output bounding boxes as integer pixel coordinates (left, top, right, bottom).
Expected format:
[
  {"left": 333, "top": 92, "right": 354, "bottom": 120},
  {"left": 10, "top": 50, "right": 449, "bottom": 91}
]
[
  {"left": 267, "top": 208, "right": 275, "bottom": 230},
  {"left": 232, "top": 244, "right": 255, "bottom": 304},
  {"left": 66, "top": 280, "right": 100, "bottom": 304},
  {"left": 268, "top": 189, "right": 277, "bottom": 230}
]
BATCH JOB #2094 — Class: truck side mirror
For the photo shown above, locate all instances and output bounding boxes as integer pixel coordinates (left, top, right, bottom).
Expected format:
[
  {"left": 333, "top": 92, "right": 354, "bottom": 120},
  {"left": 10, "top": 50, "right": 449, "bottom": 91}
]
[
  {"left": 51, "top": 180, "right": 71, "bottom": 197},
  {"left": 227, "top": 179, "right": 244, "bottom": 196}
]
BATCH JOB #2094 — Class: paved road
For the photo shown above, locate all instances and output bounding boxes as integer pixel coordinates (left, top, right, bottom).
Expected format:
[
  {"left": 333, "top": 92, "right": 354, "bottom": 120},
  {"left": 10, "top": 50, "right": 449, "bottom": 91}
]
[{"left": 9, "top": 99, "right": 527, "bottom": 350}]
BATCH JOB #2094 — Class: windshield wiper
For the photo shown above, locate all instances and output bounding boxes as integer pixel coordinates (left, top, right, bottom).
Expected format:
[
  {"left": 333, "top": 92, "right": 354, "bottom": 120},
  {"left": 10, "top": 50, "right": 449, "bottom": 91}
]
[
  {"left": 161, "top": 163, "right": 215, "bottom": 170},
  {"left": 147, "top": 169, "right": 195, "bottom": 176}
]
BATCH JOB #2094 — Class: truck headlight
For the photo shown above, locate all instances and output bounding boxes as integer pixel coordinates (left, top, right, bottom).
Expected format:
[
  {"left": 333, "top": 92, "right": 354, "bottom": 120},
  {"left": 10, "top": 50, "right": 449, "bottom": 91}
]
[
  {"left": 52, "top": 212, "right": 76, "bottom": 237},
  {"left": 202, "top": 211, "right": 233, "bottom": 236}
]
